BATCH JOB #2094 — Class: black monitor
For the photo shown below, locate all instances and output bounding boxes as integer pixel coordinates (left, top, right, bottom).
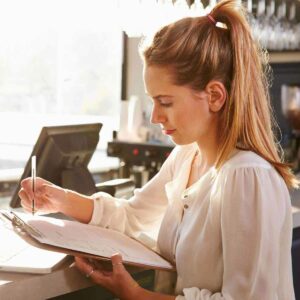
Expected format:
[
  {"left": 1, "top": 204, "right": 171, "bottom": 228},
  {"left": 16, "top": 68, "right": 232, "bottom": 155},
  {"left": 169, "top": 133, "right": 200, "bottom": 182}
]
[{"left": 10, "top": 123, "right": 102, "bottom": 208}]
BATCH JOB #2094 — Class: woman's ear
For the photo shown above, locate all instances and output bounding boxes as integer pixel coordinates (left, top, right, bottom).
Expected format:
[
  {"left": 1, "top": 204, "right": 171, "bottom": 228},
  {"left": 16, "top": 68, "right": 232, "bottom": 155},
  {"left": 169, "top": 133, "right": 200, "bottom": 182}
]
[{"left": 205, "top": 81, "right": 227, "bottom": 112}]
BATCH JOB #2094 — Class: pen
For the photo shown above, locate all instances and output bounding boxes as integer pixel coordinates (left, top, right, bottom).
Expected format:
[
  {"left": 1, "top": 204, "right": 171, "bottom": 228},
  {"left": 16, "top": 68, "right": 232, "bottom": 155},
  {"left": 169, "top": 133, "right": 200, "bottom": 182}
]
[{"left": 31, "top": 156, "right": 36, "bottom": 216}]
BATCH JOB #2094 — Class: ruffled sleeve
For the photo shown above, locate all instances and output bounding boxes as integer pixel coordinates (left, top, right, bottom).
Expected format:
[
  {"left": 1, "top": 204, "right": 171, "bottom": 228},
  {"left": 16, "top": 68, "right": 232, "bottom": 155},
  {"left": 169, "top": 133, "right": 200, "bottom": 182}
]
[
  {"left": 176, "top": 164, "right": 294, "bottom": 300},
  {"left": 88, "top": 146, "right": 180, "bottom": 237}
]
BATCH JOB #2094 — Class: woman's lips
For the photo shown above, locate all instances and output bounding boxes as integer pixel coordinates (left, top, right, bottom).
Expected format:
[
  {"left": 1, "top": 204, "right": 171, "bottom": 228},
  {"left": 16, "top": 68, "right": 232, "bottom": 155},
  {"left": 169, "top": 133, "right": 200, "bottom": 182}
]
[{"left": 163, "top": 129, "right": 176, "bottom": 135}]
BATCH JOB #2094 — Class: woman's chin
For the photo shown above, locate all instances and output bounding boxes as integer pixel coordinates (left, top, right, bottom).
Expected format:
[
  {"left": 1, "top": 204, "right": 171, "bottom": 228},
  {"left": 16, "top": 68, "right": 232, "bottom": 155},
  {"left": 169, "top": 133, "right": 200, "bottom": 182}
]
[{"left": 170, "top": 137, "right": 191, "bottom": 146}]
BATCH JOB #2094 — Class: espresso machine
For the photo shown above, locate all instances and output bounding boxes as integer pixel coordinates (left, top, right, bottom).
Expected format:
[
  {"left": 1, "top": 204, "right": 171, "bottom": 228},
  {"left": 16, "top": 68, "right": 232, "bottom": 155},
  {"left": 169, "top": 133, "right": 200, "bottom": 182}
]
[
  {"left": 281, "top": 84, "right": 300, "bottom": 173},
  {"left": 107, "top": 97, "right": 175, "bottom": 188},
  {"left": 107, "top": 140, "right": 174, "bottom": 187}
]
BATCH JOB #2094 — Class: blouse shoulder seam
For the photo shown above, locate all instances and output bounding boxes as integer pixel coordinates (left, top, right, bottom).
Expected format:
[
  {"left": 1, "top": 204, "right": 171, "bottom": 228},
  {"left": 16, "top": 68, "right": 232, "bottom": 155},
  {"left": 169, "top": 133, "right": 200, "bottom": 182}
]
[{"left": 221, "top": 163, "right": 271, "bottom": 171}]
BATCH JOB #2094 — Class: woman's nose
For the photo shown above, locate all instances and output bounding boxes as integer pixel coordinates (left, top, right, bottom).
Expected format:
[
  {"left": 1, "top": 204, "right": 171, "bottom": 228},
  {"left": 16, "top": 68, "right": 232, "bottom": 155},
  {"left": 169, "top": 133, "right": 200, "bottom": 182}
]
[{"left": 150, "top": 105, "right": 166, "bottom": 124}]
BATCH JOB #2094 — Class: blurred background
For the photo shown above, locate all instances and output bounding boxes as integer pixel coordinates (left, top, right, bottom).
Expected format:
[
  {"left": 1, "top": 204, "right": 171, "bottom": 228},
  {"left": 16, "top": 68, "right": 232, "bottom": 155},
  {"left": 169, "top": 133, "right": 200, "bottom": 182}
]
[
  {"left": 0, "top": 0, "right": 299, "bottom": 195},
  {"left": 0, "top": 1, "right": 299, "bottom": 299}
]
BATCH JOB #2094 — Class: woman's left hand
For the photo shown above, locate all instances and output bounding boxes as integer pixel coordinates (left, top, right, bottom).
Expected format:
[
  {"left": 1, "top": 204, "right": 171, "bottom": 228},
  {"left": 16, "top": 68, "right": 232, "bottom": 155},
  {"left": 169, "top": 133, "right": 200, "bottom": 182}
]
[{"left": 75, "top": 254, "right": 142, "bottom": 300}]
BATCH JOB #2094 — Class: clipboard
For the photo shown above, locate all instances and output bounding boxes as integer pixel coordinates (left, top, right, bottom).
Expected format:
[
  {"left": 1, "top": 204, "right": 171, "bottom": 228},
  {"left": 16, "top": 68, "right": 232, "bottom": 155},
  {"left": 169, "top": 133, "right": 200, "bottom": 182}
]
[
  {"left": 0, "top": 210, "right": 175, "bottom": 272},
  {"left": 0, "top": 210, "right": 69, "bottom": 274}
]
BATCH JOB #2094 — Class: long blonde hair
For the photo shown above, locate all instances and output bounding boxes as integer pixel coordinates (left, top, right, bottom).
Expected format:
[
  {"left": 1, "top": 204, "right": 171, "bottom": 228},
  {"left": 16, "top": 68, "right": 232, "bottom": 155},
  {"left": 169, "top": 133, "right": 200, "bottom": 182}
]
[{"left": 139, "top": 0, "right": 299, "bottom": 188}]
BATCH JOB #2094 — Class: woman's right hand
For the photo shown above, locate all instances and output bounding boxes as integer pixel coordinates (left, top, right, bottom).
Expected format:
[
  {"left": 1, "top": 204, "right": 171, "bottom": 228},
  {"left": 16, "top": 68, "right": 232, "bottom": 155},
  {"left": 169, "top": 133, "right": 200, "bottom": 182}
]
[{"left": 18, "top": 177, "right": 68, "bottom": 214}]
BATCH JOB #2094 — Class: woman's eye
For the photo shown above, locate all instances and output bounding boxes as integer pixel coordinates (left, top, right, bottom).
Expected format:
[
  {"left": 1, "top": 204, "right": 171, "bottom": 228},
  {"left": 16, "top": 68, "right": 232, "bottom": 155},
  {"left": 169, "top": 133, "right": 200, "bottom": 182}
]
[
  {"left": 147, "top": 96, "right": 173, "bottom": 107},
  {"left": 160, "top": 102, "right": 172, "bottom": 107}
]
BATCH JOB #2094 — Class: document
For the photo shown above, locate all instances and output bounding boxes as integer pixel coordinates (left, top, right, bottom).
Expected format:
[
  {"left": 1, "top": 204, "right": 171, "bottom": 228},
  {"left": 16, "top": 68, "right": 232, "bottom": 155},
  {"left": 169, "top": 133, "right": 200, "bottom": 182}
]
[
  {"left": 0, "top": 211, "right": 68, "bottom": 274},
  {"left": 2, "top": 211, "right": 175, "bottom": 271}
]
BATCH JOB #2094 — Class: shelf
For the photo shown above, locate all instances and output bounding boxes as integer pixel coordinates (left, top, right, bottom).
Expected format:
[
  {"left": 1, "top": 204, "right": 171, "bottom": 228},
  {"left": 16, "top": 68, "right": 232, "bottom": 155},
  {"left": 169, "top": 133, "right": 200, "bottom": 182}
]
[{"left": 269, "top": 51, "right": 300, "bottom": 64}]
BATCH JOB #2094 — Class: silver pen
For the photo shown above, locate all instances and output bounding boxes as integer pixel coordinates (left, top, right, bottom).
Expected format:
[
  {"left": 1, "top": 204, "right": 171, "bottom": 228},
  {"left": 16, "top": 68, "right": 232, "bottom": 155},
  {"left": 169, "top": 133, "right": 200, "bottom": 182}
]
[{"left": 31, "top": 156, "right": 36, "bottom": 215}]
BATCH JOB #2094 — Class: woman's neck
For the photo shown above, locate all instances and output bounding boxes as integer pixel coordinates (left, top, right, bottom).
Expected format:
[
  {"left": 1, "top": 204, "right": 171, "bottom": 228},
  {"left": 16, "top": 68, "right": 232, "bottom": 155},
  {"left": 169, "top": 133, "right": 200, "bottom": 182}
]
[
  {"left": 195, "top": 135, "right": 219, "bottom": 169},
  {"left": 186, "top": 143, "right": 218, "bottom": 189}
]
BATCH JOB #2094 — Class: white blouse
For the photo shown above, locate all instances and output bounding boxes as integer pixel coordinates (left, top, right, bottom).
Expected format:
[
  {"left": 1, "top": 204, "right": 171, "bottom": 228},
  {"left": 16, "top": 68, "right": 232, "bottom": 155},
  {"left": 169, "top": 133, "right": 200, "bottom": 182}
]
[{"left": 90, "top": 143, "right": 295, "bottom": 300}]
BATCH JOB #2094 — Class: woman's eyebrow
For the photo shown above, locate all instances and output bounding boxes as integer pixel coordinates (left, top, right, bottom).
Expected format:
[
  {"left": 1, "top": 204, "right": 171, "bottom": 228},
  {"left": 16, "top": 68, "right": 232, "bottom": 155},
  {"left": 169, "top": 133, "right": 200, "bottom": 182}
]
[{"left": 146, "top": 93, "right": 174, "bottom": 99}]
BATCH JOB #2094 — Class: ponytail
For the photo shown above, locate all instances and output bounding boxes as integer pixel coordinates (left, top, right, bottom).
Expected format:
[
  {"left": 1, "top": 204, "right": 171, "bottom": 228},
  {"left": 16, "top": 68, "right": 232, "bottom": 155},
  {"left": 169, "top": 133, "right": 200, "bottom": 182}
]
[
  {"left": 140, "top": 0, "right": 299, "bottom": 189},
  {"left": 209, "top": 0, "right": 298, "bottom": 188}
]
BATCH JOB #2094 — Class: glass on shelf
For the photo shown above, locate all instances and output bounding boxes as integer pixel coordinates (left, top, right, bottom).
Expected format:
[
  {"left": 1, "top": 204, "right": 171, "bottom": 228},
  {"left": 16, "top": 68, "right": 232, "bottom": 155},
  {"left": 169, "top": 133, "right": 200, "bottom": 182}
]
[
  {"left": 281, "top": 85, "right": 300, "bottom": 172},
  {"left": 117, "top": 0, "right": 300, "bottom": 50},
  {"left": 282, "top": 85, "right": 300, "bottom": 131},
  {"left": 250, "top": 0, "right": 300, "bottom": 51}
]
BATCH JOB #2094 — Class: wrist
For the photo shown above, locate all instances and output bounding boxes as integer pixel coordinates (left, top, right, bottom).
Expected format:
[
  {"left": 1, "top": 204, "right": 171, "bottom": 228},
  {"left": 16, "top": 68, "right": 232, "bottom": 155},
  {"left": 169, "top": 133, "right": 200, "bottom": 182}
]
[
  {"left": 127, "top": 283, "right": 144, "bottom": 300},
  {"left": 56, "top": 188, "right": 71, "bottom": 213},
  {"left": 60, "top": 188, "right": 94, "bottom": 223}
]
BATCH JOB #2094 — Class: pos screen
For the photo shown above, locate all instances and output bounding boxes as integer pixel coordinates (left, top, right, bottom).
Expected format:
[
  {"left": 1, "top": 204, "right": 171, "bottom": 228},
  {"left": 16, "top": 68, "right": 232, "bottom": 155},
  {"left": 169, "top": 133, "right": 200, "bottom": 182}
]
[{"left": 10, "top": 123, "right": 102, "bottom": 208}]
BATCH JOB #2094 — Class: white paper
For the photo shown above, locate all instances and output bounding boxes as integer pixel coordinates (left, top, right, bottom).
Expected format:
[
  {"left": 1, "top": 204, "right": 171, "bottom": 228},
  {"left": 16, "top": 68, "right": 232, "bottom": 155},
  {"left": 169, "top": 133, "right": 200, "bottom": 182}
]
[{"left": 17, "top": 212, "right": 174, "bottom": 270}]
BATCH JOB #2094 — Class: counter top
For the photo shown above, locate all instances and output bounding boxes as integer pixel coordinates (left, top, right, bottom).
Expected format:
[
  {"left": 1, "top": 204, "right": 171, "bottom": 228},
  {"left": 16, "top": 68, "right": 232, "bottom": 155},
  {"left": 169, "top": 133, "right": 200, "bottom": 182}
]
[
  {"left": 0, "top": 259, "right": 89, "bottom": 300},
  {"left": 0, "top": 258, "right": 154, "bottom": 300}
]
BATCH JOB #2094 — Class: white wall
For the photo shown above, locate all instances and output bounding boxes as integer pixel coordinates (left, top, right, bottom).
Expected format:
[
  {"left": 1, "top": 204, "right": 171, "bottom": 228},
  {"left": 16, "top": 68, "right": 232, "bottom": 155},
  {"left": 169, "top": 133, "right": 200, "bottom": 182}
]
[{"left": 126, "top": 37, "right": 146, "bottom": 102}]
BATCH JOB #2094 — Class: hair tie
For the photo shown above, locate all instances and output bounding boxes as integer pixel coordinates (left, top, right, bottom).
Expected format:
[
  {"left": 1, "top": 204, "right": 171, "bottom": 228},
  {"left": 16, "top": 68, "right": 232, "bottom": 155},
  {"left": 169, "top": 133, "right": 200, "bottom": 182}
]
[
  {"left": 207, "top": 14, "right": 217, "bottom": 25},
  {"left": 206, "top": 14, "right": 228, "bottom": 30}
]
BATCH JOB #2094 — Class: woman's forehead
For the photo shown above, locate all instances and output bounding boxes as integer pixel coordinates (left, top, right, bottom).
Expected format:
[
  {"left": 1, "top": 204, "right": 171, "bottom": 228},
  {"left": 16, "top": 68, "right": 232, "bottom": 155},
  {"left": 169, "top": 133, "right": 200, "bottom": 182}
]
[
  {"left": 144, "top": 65, "right": 175, "bottom": 92},
  {"left": 144, "top": 65, "right": 173, "bottom": 79}
]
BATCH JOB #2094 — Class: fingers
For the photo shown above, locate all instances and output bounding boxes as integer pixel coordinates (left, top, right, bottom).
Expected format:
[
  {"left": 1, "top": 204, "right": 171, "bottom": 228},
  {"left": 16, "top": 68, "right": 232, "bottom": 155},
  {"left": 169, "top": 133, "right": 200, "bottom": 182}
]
[
  {"left": 19, "top": 178, "right": 60, "bottom": 213},
  {"left": 111, "top": 253, "right": 125, "bottom": 273},
  {"left": 75, "top": 255, "right": 124, "bottom": 277},
  {"left": 74, "top": 257, "right": 91, "bottom": 271},
  {"left": 75, "top": 257, "right": 92, "bottom": 276},
  {"left": 19, "top": 185, "right": 48, "bottom": 213},
  {"left": 18, "top": 188, "right": 30, "bottom": 203},
  {"left": 20, "top": 178, "right": 34, "bottom": 199},
  {"left": 20, "top": 199, "right": 32, "bottom": 212},
  {"left": 75, "top": 255, "right": 139, "bottom": 299},
  {"left": 75, "top": 257, "right": 111, "bottom": 283},
  {"left": 21, "top": 177, "right": 53, "bottom": 193},
  {"left": 42, "top": 184, "right": 64, "bottom": 198},
  {"left": 19, "top": 187, "right": 32, "bottom": 212},
  {"left": 20, "top": 177, "right": 41, "bottom": 200},
  {"left": 20, "top": 177, "right": 31, "bottom": 189}
]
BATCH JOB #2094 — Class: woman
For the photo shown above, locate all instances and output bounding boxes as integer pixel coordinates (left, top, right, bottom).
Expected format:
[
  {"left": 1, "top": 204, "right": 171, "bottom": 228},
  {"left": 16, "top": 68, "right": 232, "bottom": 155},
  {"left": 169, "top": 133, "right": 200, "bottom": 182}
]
[{"left": 19, "top": 0, "right": 298, "bottom": 299}]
